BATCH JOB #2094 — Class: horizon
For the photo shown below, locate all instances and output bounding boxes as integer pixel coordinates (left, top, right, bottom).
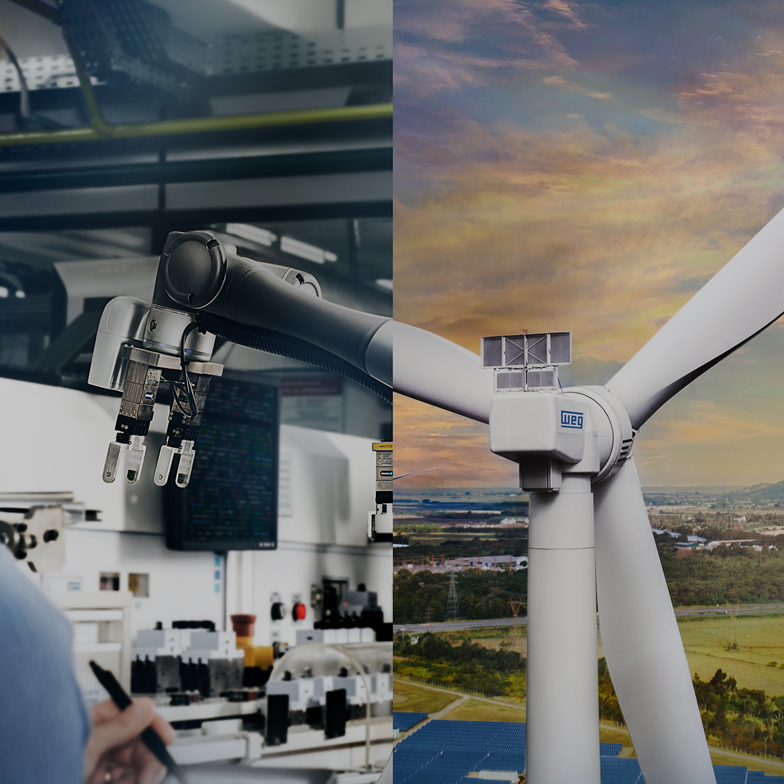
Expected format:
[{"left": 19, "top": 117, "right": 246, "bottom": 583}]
[{"left": 393, "top": 481, "right": 779, "bottom": 495}]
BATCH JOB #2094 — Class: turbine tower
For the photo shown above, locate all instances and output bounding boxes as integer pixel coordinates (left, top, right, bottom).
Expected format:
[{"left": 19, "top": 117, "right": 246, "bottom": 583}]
[{"left": 391, "top": 206, "right": 784, "bottom": 783}]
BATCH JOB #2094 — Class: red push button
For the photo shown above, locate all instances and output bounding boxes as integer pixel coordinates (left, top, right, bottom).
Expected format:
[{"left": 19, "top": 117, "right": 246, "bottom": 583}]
[{"left": 293, "top": 602, "right": 307, "bottom": 621}]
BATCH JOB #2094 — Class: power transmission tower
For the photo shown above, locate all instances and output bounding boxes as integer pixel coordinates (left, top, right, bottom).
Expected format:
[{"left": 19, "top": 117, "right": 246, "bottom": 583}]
[
  {"left": 725, "top": 603, "right": 739, "bottom": 651},
  {"left": 508, "top": 596, "right": 525, "bottom": 637},
  {"left": 446, "top": 569, "right": 460, "bottom": 619}
]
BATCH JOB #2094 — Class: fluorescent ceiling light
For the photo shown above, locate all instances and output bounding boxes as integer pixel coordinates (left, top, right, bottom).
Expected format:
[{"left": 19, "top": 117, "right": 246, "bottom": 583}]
[
  {"left": 376, "top": 279, "right": 392, "bottom": 291},
  {"left": 281, "top": 236, "right": 337, "bottom": 264},
  {"left": 224, "top": 223, "right": 277, "bottom": 247}
]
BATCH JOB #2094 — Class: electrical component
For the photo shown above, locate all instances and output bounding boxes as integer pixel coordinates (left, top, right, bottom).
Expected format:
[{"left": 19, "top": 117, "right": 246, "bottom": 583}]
[
  {"left": 131, "top": 623, "right": 244, "bottom": 698},
  {"left": 0, "top": 495, "right": 95, "bottom": 573},
  {"left": 265, "top": 641, "right": 392, "bottom": 744},
  {"left": 229, "top": 614, "right": 274, "bottom": 687},
  {"left": 368, "top": 442, "right": 393, "bottom": 543}
]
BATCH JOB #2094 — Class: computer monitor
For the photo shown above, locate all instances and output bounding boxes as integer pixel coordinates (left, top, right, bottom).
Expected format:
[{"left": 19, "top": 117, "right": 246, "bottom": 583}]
[{"left": 165, "top": 373, "right": 279, "bottom": 551}]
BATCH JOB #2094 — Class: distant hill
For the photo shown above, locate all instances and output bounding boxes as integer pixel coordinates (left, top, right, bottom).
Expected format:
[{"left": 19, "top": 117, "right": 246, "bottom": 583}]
[
  {"left": 643, "top": 487, "right": 738, "bottom": 505},
  {"left": 642, "top": 482, "right": 784, "bottom": 507},
  {"left": 721, "top": 481, "right": 784, "bottom": 505}
]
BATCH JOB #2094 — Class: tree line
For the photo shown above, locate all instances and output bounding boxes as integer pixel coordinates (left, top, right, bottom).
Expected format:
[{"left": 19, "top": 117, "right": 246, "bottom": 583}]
[
  {"left": 661, "top": 547, "right": 784, "bottom": 606},
  {"left": 694, "top": 668, "right": 784, "bottom": 757},
  {"left": 394, "top": 632, "right": 525, "bottom": 698},
  {"left": 394, "top": 568, "right": 527, "bottom": 623},
  {"left": 394, "top": 534, "right": 784, "bottom": 624}
]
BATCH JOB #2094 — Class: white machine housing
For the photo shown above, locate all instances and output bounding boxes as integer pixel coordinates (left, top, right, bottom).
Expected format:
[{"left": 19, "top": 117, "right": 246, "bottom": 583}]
[{"left": 0, "top": 375, "right": 392, "bottom": 773}]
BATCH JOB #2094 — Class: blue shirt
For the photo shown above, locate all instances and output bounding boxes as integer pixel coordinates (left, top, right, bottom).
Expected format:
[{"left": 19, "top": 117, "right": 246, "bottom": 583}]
[{"left": 0, "top": 546, "right": 89, "bottom": 783}]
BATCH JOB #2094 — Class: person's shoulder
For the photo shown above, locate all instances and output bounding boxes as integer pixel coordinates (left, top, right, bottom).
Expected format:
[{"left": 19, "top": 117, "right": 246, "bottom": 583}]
[
  {"left": 0, "top": 545, "right": 73, "bottom": 657},
  {"left": 0, "top": 547, "right": 88, "bottom": 782}
]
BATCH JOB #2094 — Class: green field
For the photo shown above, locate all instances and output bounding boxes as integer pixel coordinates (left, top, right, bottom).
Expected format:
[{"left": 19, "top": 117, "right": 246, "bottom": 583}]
[
  {"left": 443, "top": 625, "right": 525, "bottom": 642},
  {"left": 463, "top": 615, "right": 784, "bottom": 695},
  {"left": 470, "top": 634, "right": 527, "bottom": 655},
  {"left": 403, "top": 616, "right": 784, "bottom": 695},
  {"left": 678, "top": 615, "right": 784, "bottom": 694},
  {"left": 444, "top": 698, "right": 526, "bottom": 722},
  {"left": 393, "top": 680, "right": 459, "bottom": 714}
]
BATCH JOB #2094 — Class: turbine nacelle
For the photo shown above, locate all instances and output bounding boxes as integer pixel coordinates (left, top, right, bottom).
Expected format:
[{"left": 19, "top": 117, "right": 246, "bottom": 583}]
[
  {"left": 482, "top": 330, "right": 635, "bottom": 490},
  {"left": 489, "top": 392, "right": 600, "bottom": 491}
]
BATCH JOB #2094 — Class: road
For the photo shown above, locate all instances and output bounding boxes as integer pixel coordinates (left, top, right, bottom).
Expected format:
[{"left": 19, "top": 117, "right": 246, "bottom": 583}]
[
  {"left": 395, "top": 617, "right": 528, "bottom": 633},
  {"left": 394, "top": 603, "right": 784, "bottom": 633}
]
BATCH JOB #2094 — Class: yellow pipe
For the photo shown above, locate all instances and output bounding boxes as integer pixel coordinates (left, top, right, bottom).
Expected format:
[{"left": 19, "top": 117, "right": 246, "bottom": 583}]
[
  {"left": 60, "top": 27, "right": 113, "bottom": 136},
  {"left": 0, "top": 103, "right": 392, "bottom": 148}
]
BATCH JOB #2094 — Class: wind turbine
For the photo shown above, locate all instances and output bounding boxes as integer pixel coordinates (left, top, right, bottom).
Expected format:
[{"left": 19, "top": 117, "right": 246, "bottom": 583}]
[{"left": 393, "top": 207, "right": 784, "bottom": 783}]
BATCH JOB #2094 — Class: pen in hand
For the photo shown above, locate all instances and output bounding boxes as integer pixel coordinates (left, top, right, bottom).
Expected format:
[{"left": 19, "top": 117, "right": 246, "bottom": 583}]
[{"left": 89, "top": 660, "right": 189, "bottom": 784}]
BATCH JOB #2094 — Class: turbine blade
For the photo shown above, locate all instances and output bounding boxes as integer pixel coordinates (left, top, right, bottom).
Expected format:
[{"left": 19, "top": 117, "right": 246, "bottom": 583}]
[
  {"left": 393, "top": 322, "right": 493, "bottom": 423},
  {"left": 594, "top": 459, "right": 716, "bottom": 784},
  {"left": 607, "top": 207, "right": 784, "bottom": 429}
]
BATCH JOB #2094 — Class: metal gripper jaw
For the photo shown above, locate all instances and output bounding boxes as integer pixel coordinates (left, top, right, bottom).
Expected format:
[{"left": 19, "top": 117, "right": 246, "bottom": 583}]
[
  {"left": 153, "top": 371, "right": 217, "bottom": 488},
  {"left": 91, "top": 298, "right": 222, "bottom": 488},
  {"left": 103, "top": 355, "right": 162, "bottom": 484},
  {"left": 102, "top": 345, "right": 222, "bottom": 487}
]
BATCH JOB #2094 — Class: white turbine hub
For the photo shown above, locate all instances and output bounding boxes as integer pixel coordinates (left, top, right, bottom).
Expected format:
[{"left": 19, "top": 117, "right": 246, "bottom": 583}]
[{"left": 563, "top": 386, "right": 635, "bottom": 484}]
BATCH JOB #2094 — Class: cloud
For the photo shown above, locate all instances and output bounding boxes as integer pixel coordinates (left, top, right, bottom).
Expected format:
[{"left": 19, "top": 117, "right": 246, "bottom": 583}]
[
  {"left": 393, "top": 395, "right": 517, "bottom": 488},
  {"left": 393, "top": 0, "right": 585, "bottom": 97},
  {"left": 645, "top": 403, "right": 784, "bottom": 448},
  {"left": 395, "top": 112, "right": 781, "bottom": 365},
  {"left": 672, "top": 26, "right": 784, "bottom": 160},
  {"left": 543, "top": 0, "right": 588, "bottom": 30},
  {"left": 542, "top": 76, "right": 612, "bottom": 100}
]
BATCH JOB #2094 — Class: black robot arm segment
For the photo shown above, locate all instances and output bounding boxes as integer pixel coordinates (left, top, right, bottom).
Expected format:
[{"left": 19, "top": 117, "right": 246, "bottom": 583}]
[
  {"left": 153, "top": 231, "right": 392, "bottom": 385},
  {"left": 195, "top": 312, "right": 392, "bottom": 404}
]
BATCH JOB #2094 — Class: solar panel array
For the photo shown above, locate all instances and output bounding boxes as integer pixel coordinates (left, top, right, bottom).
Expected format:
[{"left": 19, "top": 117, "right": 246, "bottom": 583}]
[
  {"left": 394, "top": 712, "right": 429, "bottom": 732},
  {"left": 748, "top": 771, "right": 784, "bottom": 784},
  {"left": 714, "top": 767, "right": 749, "bottom": 783},
  {"left": 393, "top": 720, "right": 526, "bottom": 784},
  {"left": 394, "top": 719, "right": 784, "bottom": 784},
  {"left": 718, "top": 768, "right": 784, "bottom": 784},
  {"left": 600, "top": 757, "right": 644, "bottom": 783}
]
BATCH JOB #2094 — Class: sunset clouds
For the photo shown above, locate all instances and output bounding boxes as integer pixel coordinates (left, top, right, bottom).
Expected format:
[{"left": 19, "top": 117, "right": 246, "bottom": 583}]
[{"left": 394, "top": 0, "right": 784, "bottom": 487}]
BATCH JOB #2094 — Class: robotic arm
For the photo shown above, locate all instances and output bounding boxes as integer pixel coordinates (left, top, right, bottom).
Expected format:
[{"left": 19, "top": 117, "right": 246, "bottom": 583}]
[{"left": 88, "top": 230, "right": 393, "bottom": 488}]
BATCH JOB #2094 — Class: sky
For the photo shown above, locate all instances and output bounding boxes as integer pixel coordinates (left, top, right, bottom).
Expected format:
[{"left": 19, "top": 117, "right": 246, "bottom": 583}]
[{"left": 393, "top": 0, "right": 784, "bottom": 489}]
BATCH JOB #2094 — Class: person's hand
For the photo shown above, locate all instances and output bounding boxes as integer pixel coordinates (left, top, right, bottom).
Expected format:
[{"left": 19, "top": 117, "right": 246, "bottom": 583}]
[{"left": 83, "top": 698, "right": 176, "bottom": 784}]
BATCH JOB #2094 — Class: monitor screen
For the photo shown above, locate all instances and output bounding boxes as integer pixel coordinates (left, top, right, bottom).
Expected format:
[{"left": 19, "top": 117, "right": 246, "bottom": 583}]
[{"left": 165, "top": 373, "right": 279, "bottom": 551}]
